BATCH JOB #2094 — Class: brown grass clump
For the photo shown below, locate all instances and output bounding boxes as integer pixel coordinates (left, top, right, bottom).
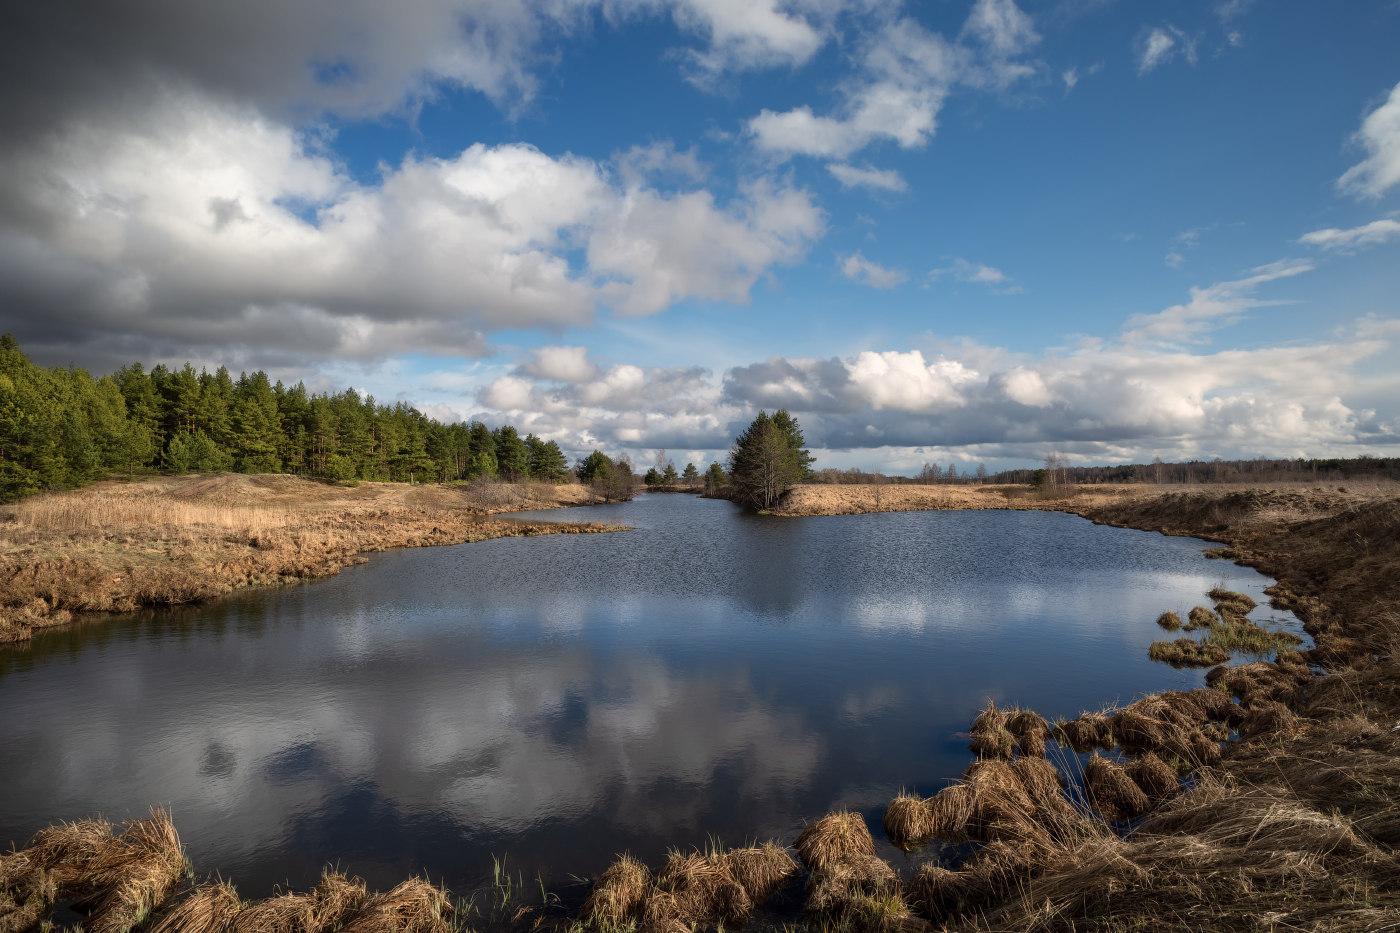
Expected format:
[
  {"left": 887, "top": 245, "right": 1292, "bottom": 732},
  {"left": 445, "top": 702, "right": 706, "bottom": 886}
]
[
  {"left": 967, "top": 700, "right": 1015, "bottom": 761},
  {"left": 1010, "top": 758, "right": 1077, "bottom": 829},
  {"left": 1205, "top": 658, "right": 1309, "bottom": 705},
  {"left": 1184, "top": 606, "right": 1217, "bottom": 630},
  {"left": 339, "top": 878, "right": 452, "bottom": 933},
  {"left": 925, "top": 785, "right": 978, "bottom": 845},
  {"left": 227, "top": 893, "right": 310, "bottom": 933},
  {"left": 904, "top": 865, "right": 972, "bottom": 922},
  {"left": 803, "top": 856, "right": 905, "bottom": 931},
  {"left": 1082, "top": 755, "right": 1150, "bottom": 822},
  {"left": 581, "top": 855, "right": 650, "bottom": 928},
  {"left": 1050, "top": 712, "right": 1116, "bottom": 754},
  {"left": 1124, "top": 753, "right": 1180, "bottom": 804},
  {"left": 882, "top": 795, "right": 934, "bottom": 851},
  {"left": 795, "top": 812, "right": 876, "bottom": 874},
  {"left": 1207, "top": 587, "right": 1256, "bottom": 614},
  {"left": 1015, "top": 729, "right": 1046, "bottom": 759},
  {"left": 78, "top": 808, "right": 189, "bottom": 933},
  {"left": 722, "top": 843, "right": 798, "bottom": 905},
  {"left": 652, "top": 850, "right": 751, "bottom": 927},
  {"left": 1005, "top": 709, "right": 1049, "bottom": 739},
  {"left": 148, "top": 881, "right": 242, "bottom": 933},
  {"left": 1237, "top": 700, "right": 1297, "bottom": 740},
  {"left": 1147, "top": 638, "right": 1229, "bottom": 667},
  {"left": 1154, "top": 610, "right": 1181, "bottom": 631}
]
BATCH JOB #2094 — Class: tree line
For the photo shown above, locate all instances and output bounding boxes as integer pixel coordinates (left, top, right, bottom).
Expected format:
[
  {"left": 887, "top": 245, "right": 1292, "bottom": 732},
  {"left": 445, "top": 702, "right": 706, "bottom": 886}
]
[{"left": 0, "top": 335, "right": 574, "bottom": 502}]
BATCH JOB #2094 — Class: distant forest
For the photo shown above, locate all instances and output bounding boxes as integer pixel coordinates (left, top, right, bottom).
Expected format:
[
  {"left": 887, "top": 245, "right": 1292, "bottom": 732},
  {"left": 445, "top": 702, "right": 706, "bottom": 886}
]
[
  {"left": 0, "top": 335, "right": 569, "bottom": 502},
  {"left": 2, "top": 333, "right": 1396, "bottom": 504}
]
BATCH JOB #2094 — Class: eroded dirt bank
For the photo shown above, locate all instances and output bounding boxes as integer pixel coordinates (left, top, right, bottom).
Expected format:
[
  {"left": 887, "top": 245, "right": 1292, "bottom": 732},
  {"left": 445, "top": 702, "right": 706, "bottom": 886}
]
[{"left": 0, "top": 474, "right": 624, "bottom": 644}]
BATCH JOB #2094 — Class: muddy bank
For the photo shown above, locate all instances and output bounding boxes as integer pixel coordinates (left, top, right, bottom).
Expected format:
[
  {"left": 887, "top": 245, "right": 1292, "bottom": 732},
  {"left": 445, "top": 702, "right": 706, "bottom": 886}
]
[{"left": 0, "top": 474, "right": 624, "bottom": 645}]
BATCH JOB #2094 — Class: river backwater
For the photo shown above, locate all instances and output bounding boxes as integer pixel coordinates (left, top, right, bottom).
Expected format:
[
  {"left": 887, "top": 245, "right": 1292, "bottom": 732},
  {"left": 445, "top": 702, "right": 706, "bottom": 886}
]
[{"left": 0, "top": 494, "right": 1303, "bottom": 901}]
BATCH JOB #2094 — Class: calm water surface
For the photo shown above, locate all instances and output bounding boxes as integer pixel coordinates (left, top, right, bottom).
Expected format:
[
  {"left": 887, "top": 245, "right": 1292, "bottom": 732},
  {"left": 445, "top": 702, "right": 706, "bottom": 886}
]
[{"left": 0, "top": 495, "right": 1302, "bottom": 898}]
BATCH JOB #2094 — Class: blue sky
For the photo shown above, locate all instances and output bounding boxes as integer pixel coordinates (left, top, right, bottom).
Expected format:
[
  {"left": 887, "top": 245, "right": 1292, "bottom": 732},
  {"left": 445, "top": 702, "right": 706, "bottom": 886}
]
[{"left": 1, "top": 0, "right": 1398, "bottom": 472}]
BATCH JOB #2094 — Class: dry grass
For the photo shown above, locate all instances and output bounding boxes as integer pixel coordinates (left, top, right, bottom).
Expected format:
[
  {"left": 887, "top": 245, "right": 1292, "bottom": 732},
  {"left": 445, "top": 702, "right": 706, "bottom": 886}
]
[
  {"left": 1146, "top": 637, "right": 1229, "bottom": 667},
  {"left": 0, "top": 474, "right": 626, "bottom": 645},
  {"left": 580, "top": 855, "right": 650, "bottom": 928},
  {"left": 795, "top": 813, "right": 876, "bottom": 875},
  {"left": 1154, "top": 610, "right": 1181, "bottom": 631},
  {"left": 340, "top": 877, "right": 452, "bottom": 933},
  {"left": 147, "top": 881, "right": 242, "bottom": 933}
]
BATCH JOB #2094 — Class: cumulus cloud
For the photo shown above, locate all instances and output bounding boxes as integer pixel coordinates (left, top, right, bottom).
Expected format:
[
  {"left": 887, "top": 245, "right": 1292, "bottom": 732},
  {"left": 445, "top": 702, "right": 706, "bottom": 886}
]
[
  {"left": 478, "top": 356, "right": 738, "bottom": 452},
  {"left": 518, "top": 345, "right": 600, "bottom": 382},
  {"left": 1119, "top": 259, "right": 1311, "bottom": 345},
  {"left": 826, "top": 164, "right": 909, "bottom": 192},
  {"left": 746, "top": 1, "right": 1036, "bottom": 161},
  {"left": 721, "top": 332, "right": 1394, "bottom": 458},
  {"left": 1338, "top": 82, "right": 1400, "bottom": 199},
  {"left": 840, "top": 252, "right": 907, "bottom": 289},
  {"left": 0, "top": 93, "right": 821, "bottom": 363},
  {"left": 1298, "top": 219, "right": 1400, "bottom": 252},
  {"left": 461, "top": 268, "right": 1398, "bottom": 464},
  {"left": 1137, "top": 26, "right": 1194, "bottom": 75}
]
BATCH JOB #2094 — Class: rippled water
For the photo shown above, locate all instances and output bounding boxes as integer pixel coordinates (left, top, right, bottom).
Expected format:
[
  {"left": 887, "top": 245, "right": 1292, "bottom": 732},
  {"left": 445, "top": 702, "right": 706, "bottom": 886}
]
[{"left": 0, "top": 494, "right": 1302, "bottom": 900}]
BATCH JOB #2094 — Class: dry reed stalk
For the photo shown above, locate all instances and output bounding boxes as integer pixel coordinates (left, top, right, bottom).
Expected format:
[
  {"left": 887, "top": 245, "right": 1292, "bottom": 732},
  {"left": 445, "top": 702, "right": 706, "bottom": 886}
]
[
  {"left": 581, "top": 855, "right": 650, "bottom": 928},
  {"left": 1124, "top": 754, "right": 1180, "bottom": 804},
  {"left": 1155, "top": 611, "right": 1182, "bottom": 631},
  {"left": 882, "top": 795, "right": 934, "bottom": 851},
  {"left": 147, "top": 881, "right": 242, "bottom": 933},
  {"left": 1206, "top": 659, "right": 1309, "bottom": 705},
  {"left": 968, "top": 700, "right": 1016, "bottom": 760},
  {"left": 340, "top": 878, "right": 452, "bottom": 933},
  {"left": 1006, "top": 709, "right": 1049, "bottom": 740},
  {"left": 722, "top": 843, "right": 798, "bottom": 905},
  {"left": 802, "top": 856, "right": 898, "bottom": 926},
  {"left": 1082, "top": 755, "right": 1150, "bottom": 821},
  {"left": 794, "top": 813, "right": 876, "bottom": 874},
  {"left": 1010, "top": 758, "right": 1079, "bottom": 831}
]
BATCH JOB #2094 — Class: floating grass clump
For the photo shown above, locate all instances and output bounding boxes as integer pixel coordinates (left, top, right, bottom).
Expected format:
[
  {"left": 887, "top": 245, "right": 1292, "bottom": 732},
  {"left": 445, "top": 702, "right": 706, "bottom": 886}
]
[
  {"left": 1207, "top": 587, "right": 1257, "bottom": 614},
  {"left": 1184, "top": 606, "right": 1218, "bottom": 631},
  {"left": 797, "top": 813, "right": 908, "bottom": 933},
  {"left": 1155, "top": 610, "right": 1182, "bottom": 631},
  {"left": 1147, "top": 638, "right": 1230, "bottom": 667},
  {"left": 881, "top": 794, "right": 934, "bottom": 852}
]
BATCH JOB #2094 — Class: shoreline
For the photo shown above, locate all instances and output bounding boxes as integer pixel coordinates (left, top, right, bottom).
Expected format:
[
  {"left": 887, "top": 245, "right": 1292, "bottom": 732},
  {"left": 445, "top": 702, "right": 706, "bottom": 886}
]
[{"left": 0, "top": 473, "right": 627, "bottom": 646}]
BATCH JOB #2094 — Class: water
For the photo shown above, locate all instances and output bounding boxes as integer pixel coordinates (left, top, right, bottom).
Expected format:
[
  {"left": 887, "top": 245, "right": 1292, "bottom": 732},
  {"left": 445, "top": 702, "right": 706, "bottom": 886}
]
[{"left": 0, "top": 494, "right": 1302, "bottom": 900}]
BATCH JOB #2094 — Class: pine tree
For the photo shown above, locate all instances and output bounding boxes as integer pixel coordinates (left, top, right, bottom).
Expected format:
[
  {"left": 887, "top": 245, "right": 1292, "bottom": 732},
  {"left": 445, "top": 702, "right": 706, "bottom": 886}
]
[{"left": 727, "top": 409, "right": 813, "bottom": 509}]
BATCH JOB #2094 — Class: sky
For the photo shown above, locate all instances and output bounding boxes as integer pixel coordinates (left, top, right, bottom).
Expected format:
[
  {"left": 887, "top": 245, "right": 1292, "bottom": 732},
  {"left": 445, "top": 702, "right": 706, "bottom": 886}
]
[{"left": 2, "top": 0, "right": 1398, "bottom": 474}]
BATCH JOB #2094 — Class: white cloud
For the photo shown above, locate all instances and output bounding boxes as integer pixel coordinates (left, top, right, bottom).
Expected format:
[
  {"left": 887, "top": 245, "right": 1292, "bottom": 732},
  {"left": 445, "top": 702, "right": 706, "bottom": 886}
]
[
  {"left": 1137, "top": 26, "right": 1194, "bottom": 75},
  {"left": 1298, "top": 219, "right": 1400, "bottom": 252},
  {"left": 1338, "top": 82, "right": 1400, "bottom": 199},
  {"left": 518, "top": 345, "right": 600, "bottom": 382},
  {"left": 1164, "top": 252, "right": 1186, "bottom": 269},
  {"left": 747, "top": 1, "right": 1036, "bottom": 161},
  {"left": 1062, "top": 62, "right": 1102, "bottom": 94},
  {"left": 0, "top": 93, "right": 822, "bottom": 361},
  {"left": 840, "top": 252, "right": 907, "bottom": 289},
  {"left": 826, "top": 163, "right": 908, "bottom": 192},
  {"left": 929, "top": 258, "right": 1007, "bottom": 285},
  {"left": 1120, "top": 259, "right": 1312, "bottom": 344}
]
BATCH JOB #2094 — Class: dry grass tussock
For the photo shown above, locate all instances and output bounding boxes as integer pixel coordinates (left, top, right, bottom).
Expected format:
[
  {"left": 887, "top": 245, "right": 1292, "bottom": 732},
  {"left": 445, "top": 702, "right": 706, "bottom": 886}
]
[
  {"left": 0, "top": 808, "right": 187, "bottom": 933},
  {"left": 0, "top": 816, "right": 454, "bottom": 933},
  {"left": 581, "top": 842, "right": 797, "bottom": 932},
  {"left": 0, "top": 474, "right": 625, "bottom": 645}
]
